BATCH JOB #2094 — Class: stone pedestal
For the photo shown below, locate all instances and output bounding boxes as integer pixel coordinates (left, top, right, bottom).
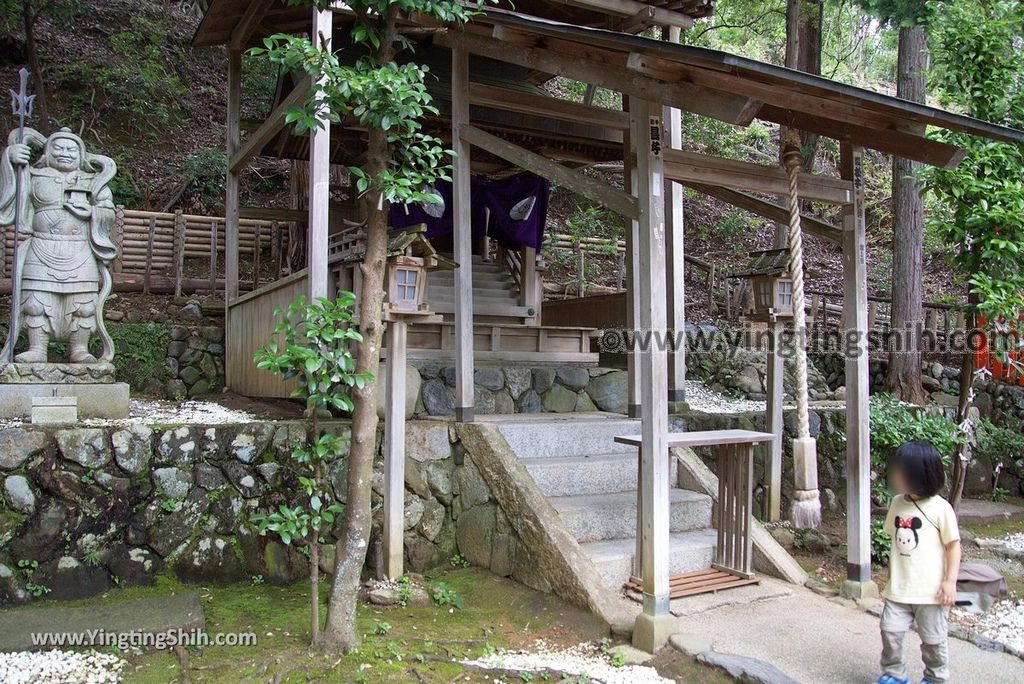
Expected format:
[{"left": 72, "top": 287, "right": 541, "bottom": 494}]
[{"left": 0, "top": 363, "right": 129, "bottom": 420}]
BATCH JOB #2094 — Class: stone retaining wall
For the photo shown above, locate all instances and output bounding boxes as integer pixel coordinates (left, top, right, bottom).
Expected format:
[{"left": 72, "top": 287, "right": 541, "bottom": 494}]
[
  {"left": 164, "top": 325, "right": 226, "bottom": 399},
  {"left": 0, "top": 420, "right": 544, "bottom": 605},
  {"left": 412, "top": 364, "right": 628, "bottom": 417}
]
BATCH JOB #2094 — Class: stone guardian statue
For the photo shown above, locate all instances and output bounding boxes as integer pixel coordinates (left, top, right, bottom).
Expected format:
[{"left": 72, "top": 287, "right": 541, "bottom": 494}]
[{"left": 0, "top": 127, "right": 118, "bottom": 363}]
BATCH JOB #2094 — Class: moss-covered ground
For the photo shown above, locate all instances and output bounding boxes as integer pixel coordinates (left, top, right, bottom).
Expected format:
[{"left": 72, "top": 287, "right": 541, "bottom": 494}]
[{"left": 39, "top": 567, "right": 728, "bottom": 683}]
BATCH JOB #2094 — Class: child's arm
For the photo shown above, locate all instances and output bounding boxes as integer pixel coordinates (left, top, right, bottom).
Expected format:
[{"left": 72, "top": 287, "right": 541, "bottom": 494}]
[{"left": 937, "top": 539, "right": 961, "bottom": 606}]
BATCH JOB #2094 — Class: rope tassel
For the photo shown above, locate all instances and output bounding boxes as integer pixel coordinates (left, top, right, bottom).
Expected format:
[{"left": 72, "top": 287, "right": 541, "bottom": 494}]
[{"left": 783, "top": 141, "right": 821, "bottom": 530}]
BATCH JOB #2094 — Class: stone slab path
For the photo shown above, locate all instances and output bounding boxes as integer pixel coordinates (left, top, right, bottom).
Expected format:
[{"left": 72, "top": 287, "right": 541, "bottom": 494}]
[
  {"left": 0, "top": 593, "right": 204, "bottom": 652},
  {"left": 959, "top": 498, "right": 1024, "bottom": 526},
  {"left": 676, "top": 579, "right": 1024, "bottom": 683}
]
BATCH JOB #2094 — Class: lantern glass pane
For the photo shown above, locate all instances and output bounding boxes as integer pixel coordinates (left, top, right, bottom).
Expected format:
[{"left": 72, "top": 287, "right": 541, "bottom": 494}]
[
  {"left": 395, "top": 267, "right": 419, "bottom": 305},
  {"left": 777, "top": 280, "right": 793, "bottom": 308}
]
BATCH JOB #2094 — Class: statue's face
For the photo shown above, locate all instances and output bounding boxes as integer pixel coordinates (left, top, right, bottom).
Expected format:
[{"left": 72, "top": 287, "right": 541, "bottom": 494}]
[{"left": 48, "top": 138, "right": 81, "bottom": 171}]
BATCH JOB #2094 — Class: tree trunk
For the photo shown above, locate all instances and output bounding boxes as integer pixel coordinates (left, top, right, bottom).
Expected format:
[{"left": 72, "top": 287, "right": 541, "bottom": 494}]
[
  {"left": 796, "top": 0, "right": 822, "bottom": 173},
  {"left": 885, "top": 25, "right": 928, "bottom": 404},
  {"left": 319, "top": 11, "right": 397, "bottom": 654},
  {"left": 21, "top": 1, "right": 50, "bottom": 126},
  {"left": 950, "top": 291, "right": 978, "bottom": 512},
  {"left": 776, "top": 0, "right": 803, "bottom": 248}
]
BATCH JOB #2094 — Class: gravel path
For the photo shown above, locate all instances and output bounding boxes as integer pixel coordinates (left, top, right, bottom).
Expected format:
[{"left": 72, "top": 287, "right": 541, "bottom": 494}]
[
  {"left": 0, "top": 650, "right": 126, "bottom": 683},
  {"left": 463, "top": 641, "right": 672, "bottom": 684},
  {"left": 684, "top": 380, "right": 767, "bottom": 414}
]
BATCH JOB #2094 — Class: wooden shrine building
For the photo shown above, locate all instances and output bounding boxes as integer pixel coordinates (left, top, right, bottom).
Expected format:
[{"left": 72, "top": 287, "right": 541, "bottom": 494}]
[{"left": 194, "top": 0, "right": 1024, "bottom": 648}]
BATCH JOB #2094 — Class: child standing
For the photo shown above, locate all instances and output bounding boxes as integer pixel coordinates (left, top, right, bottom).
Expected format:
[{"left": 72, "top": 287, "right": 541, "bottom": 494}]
[{"left": 877, "top": 440, "right": 962, "bottom": 684}]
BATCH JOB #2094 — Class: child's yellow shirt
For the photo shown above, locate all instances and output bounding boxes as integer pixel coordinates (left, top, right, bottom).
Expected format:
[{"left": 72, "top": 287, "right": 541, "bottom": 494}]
[{"left": 883, "top": 494, "right": 960, "bottom": 605}]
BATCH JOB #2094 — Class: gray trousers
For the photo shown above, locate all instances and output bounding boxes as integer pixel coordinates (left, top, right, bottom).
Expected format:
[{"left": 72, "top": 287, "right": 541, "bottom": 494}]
[{"left": 880, "top": 600, "right": 950, "bottom": 683}]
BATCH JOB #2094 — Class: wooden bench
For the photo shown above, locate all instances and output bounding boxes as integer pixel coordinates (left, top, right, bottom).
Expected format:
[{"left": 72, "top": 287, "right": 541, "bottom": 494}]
[{"left": 614, "top": 429, "right": 775, "bottom": 599}]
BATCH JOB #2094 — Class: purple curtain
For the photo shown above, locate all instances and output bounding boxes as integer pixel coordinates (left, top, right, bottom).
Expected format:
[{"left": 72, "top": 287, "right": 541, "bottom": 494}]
[{"left": 389, "top": 173, "right": 550, "bottom": 251}]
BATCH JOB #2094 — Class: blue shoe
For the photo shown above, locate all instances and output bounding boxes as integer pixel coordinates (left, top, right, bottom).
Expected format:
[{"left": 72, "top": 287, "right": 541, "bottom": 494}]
[
  {"left": 875, "top": 676, "right": 908, "bottom": 684},
  {"left": 921, "top": 680, "right": 937, "bottom": 684}
]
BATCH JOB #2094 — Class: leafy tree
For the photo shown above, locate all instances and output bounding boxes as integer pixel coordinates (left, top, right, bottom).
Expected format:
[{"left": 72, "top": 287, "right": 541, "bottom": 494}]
[
  {"left": 251, "top": 0, "right": 493, "bottom": 652},
  {"left": 253, "top": 294, "right": 367, "bottom": 645},
  {"left": 924, "top": 0, "right": 1024, "bottom": 509}
]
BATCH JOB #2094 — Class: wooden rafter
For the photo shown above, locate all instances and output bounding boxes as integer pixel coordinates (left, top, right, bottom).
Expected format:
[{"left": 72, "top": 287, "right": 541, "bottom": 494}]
[
  {"left": 663, "top": 149, "right": 853, "bottom": 205},
  {"left": 230, "top": 79, "right": 312, "bottom": 173},
  {"left": 229, "top": 0, "right": 273, "bottom": 49},
  {"left": 460, "top": 124, "right": 639, "bottom": 219},
  {"left": 435, "top": 31, "right": 761, "bottom": 127},
  {"left": 547, "top": 0, "right": 696, "bottom": 29},
  {"left": 469, "top": 83, "right": 629, "bottom": 131}
]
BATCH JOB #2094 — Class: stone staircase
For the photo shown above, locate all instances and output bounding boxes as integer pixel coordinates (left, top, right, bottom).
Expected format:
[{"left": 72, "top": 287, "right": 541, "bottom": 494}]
[{"left": 494, "top": 415, "right": 717, "bottom": 591}]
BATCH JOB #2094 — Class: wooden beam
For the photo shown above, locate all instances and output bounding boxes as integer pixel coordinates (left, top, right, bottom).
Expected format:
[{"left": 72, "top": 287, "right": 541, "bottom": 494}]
[
  {"left": 623, "top": 96, "right": 642, "bottom": 419},
  {"left": 469, "top": 82, "right": 629, "bottom": 131},
  {"left": 461, "top": 124, "right": 639, "bottom": 219},
  {"left": 841, "top": 144, "right": 872, "bottom": 590},
  {"left": 452, "top": 42, "right": 475, "bottom": 422},
  {"left": 229, "top": 0, "right": 273, "bottom": 49},
  {"left": 382, "top": 318, "right": 407, "bottom": 580},
  {"left": 759, "top": 105, "right": 967, "bottom": 169},
  {"left": 663, "top": 149, "right": 853, "bottom": 205},
  {"left": 765, "top": 321, "right": 784, "bottom": 522},
  {"left": 307, "top": 8, "right": 332, "bottom": 301},
  {"left": 547, "top": 0, "right": 695, "bottom": 29},
  {"left": 238, "top": 207, "right": 307, "bottom": 222},
  {"left": 225, "top": 49, "right": 242, "bottom": 304},
  {"left": 664, "top": 24, "right": 686, "bottom": 403},
  {"left": 686, "top": 183, "right": 843, "bottom": 244},
  {"left": 435, "top": 31, "right": 761, "bottom": 127},
  {"left": 230, "top": 79, "right": 311, "bottom": 173},
  {"left": 632, "top": 98, "right": 672, "bottom": 623}
]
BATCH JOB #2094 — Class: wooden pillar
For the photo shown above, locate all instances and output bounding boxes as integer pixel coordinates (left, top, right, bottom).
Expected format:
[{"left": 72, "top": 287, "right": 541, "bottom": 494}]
[
  {"left": 840, "top": 144, "right": 874, "bottom": 595},
  {"left": 623, "top": 96, "right": 642, "bottom": 418},
  {"left": 631, "top": 99, "right": 670, "bottom": 620},
  {"left": 522, "top": 245, "right": 539, "bottom": 325},
  {"left": 225, "top": 48, "right": 241, "bottom": 303},
  {"left": 307, "top": 7, "right": 332, "bottom": 301},
  {"left": 664, "top": 26, "right": 686, "bottom": 403},
  {"left": 452, "top": 41, "right": 475, "bottom": 422},
  {"left": 383, "top": 317, "right": 408, "bottom": 579},
  {"left": 765, "top": 319, "right": 784, "bottom": 522}
]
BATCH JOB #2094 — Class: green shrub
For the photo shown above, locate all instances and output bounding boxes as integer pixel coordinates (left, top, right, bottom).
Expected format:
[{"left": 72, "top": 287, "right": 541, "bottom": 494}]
[
  {"left": 103, "top": 324, "right": 170, "bottom": 392},
  {"left": 868, "top": 394, "right": 961, "bottom": 503}
]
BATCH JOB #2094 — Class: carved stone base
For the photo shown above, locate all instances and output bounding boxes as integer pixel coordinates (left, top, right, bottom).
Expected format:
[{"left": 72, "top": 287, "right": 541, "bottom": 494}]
[
  {"left": 0, "top": 382, "right": 129, "bottom": 420},
  {"left": 0, "top": 363, "right": 117, "bottom": 384}
]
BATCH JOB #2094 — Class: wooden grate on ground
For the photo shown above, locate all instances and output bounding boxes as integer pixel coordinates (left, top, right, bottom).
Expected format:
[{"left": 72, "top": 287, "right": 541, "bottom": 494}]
[{"left": 625, "top": 568, "right": 760, "bottom": 600}]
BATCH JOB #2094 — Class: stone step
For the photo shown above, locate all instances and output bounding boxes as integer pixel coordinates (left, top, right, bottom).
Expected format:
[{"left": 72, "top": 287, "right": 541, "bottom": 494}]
[
  {"left": 523, "top": 452, "right": 677, "bottom": 497},
  {"left": 550, "top": 488, "right": 713, "bottom": 543},
  {"left": 497, "top": 417, "right": 640, "bottom": 459},
  {"left": 580, "top": 529, "right": 718, "bottom": 590}
]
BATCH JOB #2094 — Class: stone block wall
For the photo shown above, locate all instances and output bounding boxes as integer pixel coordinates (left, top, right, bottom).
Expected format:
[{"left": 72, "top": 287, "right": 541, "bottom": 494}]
[
  {"left": 0, "top": 419, "right": 542, "bottom": 606},
  {"left": 163, "top": 325, "right": 226, "bottom": 399},
  {"left": 413, "top": 364, "right": 628, "bottom": 417}
]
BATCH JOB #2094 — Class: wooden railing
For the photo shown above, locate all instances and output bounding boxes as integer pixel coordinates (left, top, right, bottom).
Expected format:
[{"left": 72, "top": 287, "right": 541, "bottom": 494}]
[{"left": 1, "top": 206, "right": 300, "bottom": 296}]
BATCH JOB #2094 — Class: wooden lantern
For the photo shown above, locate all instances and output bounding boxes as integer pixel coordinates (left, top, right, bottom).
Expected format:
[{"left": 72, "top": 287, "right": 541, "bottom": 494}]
[
  {"left": 731, "top": 249, "right": 794, "bottom": 322},
  {"left": 386, "top": 255, "right": 428, "bottom": 314}
]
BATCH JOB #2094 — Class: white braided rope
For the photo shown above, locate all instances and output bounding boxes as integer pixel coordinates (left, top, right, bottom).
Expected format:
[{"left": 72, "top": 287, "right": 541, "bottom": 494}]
[{"left": 784, "top": 148, "right": 811, "bottom": 441}]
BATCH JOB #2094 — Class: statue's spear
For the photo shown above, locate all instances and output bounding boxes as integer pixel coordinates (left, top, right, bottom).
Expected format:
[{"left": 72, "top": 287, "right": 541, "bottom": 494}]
[{"left": 6, "top": 68, "right": 34, "bottom": 363}]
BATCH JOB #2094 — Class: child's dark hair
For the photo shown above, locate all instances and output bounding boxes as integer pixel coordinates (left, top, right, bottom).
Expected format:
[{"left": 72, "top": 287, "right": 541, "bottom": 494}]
[{"left": 890, "top": 440, "right": 945, "bottom": 498}]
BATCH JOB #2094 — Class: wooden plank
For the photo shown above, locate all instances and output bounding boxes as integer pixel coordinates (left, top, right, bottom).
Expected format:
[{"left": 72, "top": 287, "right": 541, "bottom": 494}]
[
  {"left": 307, "top": 8, "right": 332, "bottom": 301},
  {"left": 452, "top": 42, "right": 475, "bottom": 422},
  {"left": 663, "top": 32, "right": 687, "bottom": 401},
  {"left": 230, "top": 79, "right": 312, "bottom": 173},
  {"left": 469, "top": 82, "right": 628, "bottom": 131},
  {"left": 209, "top": 221, "right": 218, "bottom": 294},
  {"left": 633, "top": 98, "right": 671, "bottom": 615},
  {"left": 615, "top": 429, "right": 775, "bottom": 448},
  {"left": 841, "top": 144, "right": 872, "bottom": 585},
  {"left": 225, "top": 48, "right": 242, "bottom": 302},
  {"left": 461, "top": 125, "right": 639, "bottom": 219},
  {"left": 663, "top": 149, "right": 853, "bottom": 205},
  {"left": 382, "top": 319, "right": 407, "bottom": 580},
  {"left": 173, "top": 211, "right": 185, "bottom": 298},
  {"left": 435, "top": 31, "right": 761, "bottom": 127},
  {"left": 687, "top": 183, "right": 842, "bottom": 245}
]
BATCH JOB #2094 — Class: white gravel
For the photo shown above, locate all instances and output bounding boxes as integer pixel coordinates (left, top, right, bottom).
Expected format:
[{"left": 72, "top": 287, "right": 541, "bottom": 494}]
[
  {"left": 0, "top": 650, "right": 126, "bottom": 683},
  {"left": 462, "top": 640, "right": 672, "bottom": 684},
  {"left": 684, "top": 379, "right": 767, "bottom": 414},
  {"left": 0, "top": 399, "right": 257, "bottom": 430},
  {"left": 957, "top": 598, "right": 1024, "bottom": 656},
  {"left": 999, "top": 533, "right": 1024, "bottom": 554}
]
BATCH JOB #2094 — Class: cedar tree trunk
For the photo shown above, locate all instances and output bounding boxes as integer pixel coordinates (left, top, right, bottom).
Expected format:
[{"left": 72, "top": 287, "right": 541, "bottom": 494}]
[{"left": 885, "top": 25, "right": 928, "bottom": 403}]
